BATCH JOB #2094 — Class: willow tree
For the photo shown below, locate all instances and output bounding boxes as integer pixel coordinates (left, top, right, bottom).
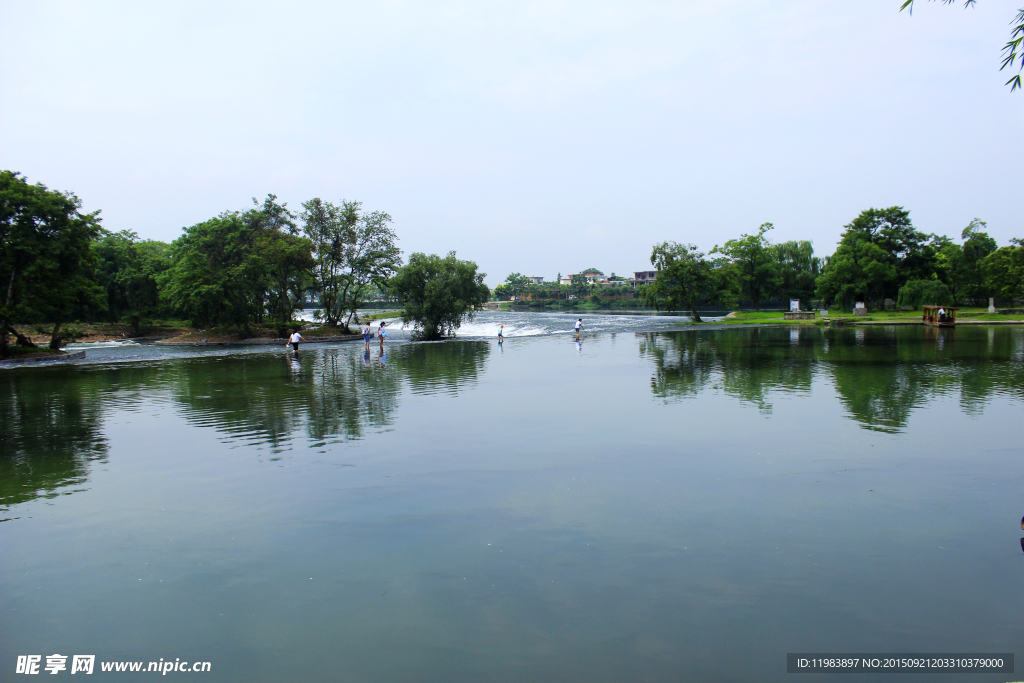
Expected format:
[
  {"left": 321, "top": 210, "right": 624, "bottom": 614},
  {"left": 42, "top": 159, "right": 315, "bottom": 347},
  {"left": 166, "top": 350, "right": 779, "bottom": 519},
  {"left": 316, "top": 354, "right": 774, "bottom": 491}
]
[{"left": 900, "top": 0, "right": 1024, "bottom": 91}]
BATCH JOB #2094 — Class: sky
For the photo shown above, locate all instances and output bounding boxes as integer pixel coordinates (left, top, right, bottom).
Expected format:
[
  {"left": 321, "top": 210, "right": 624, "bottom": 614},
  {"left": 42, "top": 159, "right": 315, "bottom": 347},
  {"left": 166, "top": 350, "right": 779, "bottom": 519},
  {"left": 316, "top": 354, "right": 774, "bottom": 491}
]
[{"left": 1, "top": 0, "right": 1020, "bottom": 286}]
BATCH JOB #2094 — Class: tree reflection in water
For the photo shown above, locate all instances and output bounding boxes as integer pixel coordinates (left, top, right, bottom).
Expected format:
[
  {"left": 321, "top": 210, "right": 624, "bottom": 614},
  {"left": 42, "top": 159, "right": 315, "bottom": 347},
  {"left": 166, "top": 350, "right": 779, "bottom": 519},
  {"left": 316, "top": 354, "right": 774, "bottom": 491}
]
[
  {"left": 642, "top": 325, "right": 1024, "bottom": 432},
  {"left": 2, "top": 327, "right": 1019, "bottom": 508},
  {"left": 169, "top": 343, "right": 487, "bottom": 452},
  {"left": 640, "top": 327, "right": 814, "bottom": 414},
  {"left": 0, "top": 370, "right": 108, "bottom": 509},
  {"left": 170, "top": 351, "right": 405, "bottom": 453},
  {"left": 0, "top": 342, "right": 490, "bottom": 506}
]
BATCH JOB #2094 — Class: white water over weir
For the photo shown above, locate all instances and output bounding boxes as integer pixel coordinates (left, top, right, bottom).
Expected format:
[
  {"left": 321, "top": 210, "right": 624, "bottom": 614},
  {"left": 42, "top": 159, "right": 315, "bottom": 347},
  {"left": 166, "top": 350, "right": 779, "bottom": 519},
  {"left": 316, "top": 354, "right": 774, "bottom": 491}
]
[{"left": 298, "top": 309, "right": 723, "bottom": 340}]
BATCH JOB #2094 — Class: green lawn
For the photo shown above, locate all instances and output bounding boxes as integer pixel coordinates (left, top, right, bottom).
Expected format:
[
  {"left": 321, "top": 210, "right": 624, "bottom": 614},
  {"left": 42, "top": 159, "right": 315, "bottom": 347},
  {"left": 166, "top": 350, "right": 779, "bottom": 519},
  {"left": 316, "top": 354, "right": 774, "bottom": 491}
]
[{"left": 689, "top": 307, "right": 1024, "bottom": 326}]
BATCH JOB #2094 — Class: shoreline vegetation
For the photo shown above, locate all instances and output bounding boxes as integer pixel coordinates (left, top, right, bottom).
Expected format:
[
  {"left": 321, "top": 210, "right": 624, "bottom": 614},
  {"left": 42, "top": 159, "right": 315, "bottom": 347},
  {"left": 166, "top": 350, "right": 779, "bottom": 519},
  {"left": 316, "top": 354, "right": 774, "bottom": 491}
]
[
  {"left": 19, "top": 307, "right": 1024, "bottom": 348},
  {"left": 11, "top": 310, "right": 408, "bottom": 347},
  {"left": 700, "top": 308, "right": 1024, "bottom": 326},
  {"left": 495, "top": 212, "right": 1023, "bottom": 323},
  {"left": 2, "top": 170, "right": 489, "bottom": 354},
  {"left": 3, "top": 169, "right": 1022, "bottom": 356}
]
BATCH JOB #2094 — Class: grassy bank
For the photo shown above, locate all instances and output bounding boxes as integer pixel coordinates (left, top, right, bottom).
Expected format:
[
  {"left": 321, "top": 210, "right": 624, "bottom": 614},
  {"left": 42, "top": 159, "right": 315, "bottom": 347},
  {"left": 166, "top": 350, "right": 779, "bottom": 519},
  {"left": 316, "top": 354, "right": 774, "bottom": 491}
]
[{"left": 700, "top": 307, "right": 1024, "bottom": 326}]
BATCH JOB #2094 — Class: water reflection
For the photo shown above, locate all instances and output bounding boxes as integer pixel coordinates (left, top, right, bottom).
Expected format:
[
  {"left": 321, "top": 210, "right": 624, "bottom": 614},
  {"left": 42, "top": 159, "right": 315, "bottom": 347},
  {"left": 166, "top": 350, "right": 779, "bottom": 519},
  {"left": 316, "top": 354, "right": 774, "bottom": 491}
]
[
  {"left": 3, "top": 326, "right": 1020, "bottom": 510},
  {"left": 643, "top": 325, "right": 1024, "bottom": 431},
  {"left": 0, "top": 371, "right": 108, "bottom": 509},
  {"left": 402, "top": 341, "right": 489, "bottom": 396},
  {"left": 0, "top": 342, "right": 490, "bottom": 505},
  {"left": 641, "top": 327, "right": 814, "bottom": 413}
]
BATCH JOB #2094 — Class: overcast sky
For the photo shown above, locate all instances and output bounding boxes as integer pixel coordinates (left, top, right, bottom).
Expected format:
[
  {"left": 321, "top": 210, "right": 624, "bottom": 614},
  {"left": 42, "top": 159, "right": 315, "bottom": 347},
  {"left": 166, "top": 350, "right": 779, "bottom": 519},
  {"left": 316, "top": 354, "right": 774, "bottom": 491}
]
[{"left": 2, "top": 0, "right": 1020, "bottom": 285}]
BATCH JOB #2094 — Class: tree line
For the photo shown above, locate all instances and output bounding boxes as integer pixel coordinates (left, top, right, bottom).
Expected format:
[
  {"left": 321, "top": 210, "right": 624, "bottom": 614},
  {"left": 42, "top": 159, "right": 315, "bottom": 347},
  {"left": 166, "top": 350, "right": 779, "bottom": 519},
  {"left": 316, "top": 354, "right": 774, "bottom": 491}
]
[
  {"left": 641, "top": 208, "right": 1022, "bottom": 321},
  {"left": 1, "top": 171, "right": 489, "bottom": 356}
]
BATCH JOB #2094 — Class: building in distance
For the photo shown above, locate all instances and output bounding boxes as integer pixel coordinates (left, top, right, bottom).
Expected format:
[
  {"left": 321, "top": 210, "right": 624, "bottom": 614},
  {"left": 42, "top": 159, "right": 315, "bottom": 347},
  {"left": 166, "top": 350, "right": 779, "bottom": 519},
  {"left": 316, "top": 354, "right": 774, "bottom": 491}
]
[{"left": 633, "top": 270, "right": 658, "bottom": 286}]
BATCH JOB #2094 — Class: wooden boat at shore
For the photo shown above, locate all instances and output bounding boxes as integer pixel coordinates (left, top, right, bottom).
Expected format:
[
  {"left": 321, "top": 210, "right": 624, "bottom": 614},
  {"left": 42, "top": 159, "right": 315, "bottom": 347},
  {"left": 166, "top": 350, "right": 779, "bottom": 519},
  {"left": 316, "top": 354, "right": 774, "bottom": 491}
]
[{"left": 922, "top": 305, "right": 957, "bottom": 328}]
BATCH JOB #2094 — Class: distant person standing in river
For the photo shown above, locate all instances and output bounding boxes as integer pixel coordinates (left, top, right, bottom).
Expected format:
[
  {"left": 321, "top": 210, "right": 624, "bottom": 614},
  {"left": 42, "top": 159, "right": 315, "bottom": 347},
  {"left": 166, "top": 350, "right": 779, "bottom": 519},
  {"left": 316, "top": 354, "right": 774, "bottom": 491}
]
[
  {"left": 362, "top": 322, "right": 372, "bottom": 351},
  {"left": 574, "top": 318, "right": 583, "bottom": 340},
  {"left": 378, "top": 321, "right": 387, "bottom": 351},
  {"left": 498, "top": 325, "right": 504, "bottom": 342}
]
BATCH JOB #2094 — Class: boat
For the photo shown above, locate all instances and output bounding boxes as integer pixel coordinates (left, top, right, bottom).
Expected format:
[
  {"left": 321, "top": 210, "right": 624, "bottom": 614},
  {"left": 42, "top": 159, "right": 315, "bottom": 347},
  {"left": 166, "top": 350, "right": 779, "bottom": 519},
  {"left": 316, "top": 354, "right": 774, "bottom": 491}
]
[{"left": 922, "top": 305, "right": 957, "bottom": 328}]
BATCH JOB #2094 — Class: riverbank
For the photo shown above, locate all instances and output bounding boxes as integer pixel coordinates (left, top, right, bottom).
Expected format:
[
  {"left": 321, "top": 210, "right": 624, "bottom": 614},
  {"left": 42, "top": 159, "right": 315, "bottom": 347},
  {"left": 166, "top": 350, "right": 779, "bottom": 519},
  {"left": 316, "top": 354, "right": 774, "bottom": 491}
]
[
  {"left": 13, "top": 321, "right": 191, "bottom": 345},
  {"left": 0, "top": 349, "right": 86, "bottom": 365},
  {"left": 156, "top": 323, "right": 368, "bottom": 345},
  {"left": 701, "top": 308, "right": 1024, "bottom": 326}
]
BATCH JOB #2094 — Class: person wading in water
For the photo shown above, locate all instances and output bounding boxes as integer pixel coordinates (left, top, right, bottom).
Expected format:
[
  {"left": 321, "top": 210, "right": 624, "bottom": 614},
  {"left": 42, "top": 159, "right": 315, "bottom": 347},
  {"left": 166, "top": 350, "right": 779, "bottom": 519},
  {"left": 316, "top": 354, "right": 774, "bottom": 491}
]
[
  {"left": 287, "top": 329, "right": 306, "bottom": 356},
  {"left": 362, "top": 322, "right": 372, "bottom": 352}
]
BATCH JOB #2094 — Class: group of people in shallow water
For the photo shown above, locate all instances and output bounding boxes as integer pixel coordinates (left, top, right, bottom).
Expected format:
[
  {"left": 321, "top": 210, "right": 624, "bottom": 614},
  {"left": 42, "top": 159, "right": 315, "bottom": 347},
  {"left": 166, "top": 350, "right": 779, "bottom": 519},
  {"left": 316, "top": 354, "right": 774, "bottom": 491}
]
[
  {"left": 286, "top": 321, "right": 389, "bottom": 356},
  {"left": 288, "top": 315, "right": 588, "bottom": 363},
  {"left": 286, "top": 321, "right": 390, "bottom": 370},
  {"left": 497, "top": 318, "right": 585, "bottom": 346}
]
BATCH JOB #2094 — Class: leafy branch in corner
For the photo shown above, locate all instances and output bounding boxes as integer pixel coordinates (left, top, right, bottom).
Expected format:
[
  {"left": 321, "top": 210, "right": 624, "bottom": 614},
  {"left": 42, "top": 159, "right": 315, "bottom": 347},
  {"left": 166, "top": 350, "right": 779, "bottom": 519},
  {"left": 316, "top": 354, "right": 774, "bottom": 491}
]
[{"left": 900, "top": 0, "right": 1024, "bottom": 91}]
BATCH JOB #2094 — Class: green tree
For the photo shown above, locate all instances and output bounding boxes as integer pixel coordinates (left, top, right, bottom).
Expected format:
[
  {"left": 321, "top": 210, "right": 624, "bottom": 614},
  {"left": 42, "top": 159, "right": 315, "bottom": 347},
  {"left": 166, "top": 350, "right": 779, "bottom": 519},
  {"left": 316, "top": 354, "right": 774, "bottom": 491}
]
[
  {"left": 92, "top": 230, "right": 171, "bottom": 332},
  {"left": 301, "top": 198, "right": 355, "bottom": 325},
  {"left": 896, "top": 279, "right": 953, "bottom": 309},
  {"left": 301, "top": 199, "right": 401, "bottom": 331},
  {"left": 569, "top": 274, "right": 591, "bottom": 299},
  {"left": 580, "top": 268, "right": 604, "bottom": 277},
  {"left": 980, "top": 242, "right": 1024, "bottom": 303},
  {"left": 900, "top": 1, "right": 1024, "bottom": 91},
  {"left": 159, "top": 212, "right": 265, "bottom": 329},
  {"left": 390, "top": 251, "right": 490, "bottom": 339},
  {"left": 256, "top": 230, "right": 313, "bottom": 325},
  {"left": 242, "top": 195, "right": 312, "bottom": 326},
  {"left": 960, "top": 218, "right": 998, "bottom": 300},
  {"left": 771, "top": 240, "right": 821, "bottom": 306},
  {"left": 503, "top": 272, "right": 531, "bottom": 297},
  {"left": 0, "top": 171, "right": 103, "bottom": 355},
  {"left": 815, "top": 207, "right": 935, "bottom": 309},
  {"left": 932, "top": 219, "right": 997, "bottom": 305},
  {"left": 713, "top": 222, "right": 778, "bottom": 310},
  {"left": 932, "top": 235, "right": 966, "bottom": 304},
  {"left": 641, "top": 242, "right": 735, "bottom": 322}
]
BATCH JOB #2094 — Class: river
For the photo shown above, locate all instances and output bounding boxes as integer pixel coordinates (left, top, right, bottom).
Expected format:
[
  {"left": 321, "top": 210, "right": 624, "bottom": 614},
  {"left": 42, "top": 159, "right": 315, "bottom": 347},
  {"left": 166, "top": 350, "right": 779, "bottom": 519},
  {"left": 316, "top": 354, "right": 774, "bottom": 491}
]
[{"left": 2, "top": 318, "right": 1022, "bottom": 682}]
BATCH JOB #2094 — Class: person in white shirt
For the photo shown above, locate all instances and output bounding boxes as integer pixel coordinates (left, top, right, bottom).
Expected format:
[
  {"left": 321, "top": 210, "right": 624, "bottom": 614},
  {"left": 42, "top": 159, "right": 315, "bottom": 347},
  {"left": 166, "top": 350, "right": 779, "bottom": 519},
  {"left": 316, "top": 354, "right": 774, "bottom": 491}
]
[
  {"left": 362, "top": 322, "right": 372, "bottom": 351},
  {"left": 287, "top": 330, "right": 305, "bottom": 355},
  {"left": 938, "top": 307, "right": 946, "bottom": 323},
  {"left": 574, "top": 318, "right": 583, "bottom": 340}
]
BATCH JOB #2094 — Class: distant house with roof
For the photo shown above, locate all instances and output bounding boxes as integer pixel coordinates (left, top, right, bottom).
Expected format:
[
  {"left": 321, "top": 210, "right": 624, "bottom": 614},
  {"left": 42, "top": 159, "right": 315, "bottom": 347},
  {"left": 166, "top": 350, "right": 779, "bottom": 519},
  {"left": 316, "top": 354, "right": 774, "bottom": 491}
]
[
  {"left": 633, "top": 270, "right": 658, "bottom": 286},
  {"left": 559, "top": 273, "right": 603, "bottom": 285}
]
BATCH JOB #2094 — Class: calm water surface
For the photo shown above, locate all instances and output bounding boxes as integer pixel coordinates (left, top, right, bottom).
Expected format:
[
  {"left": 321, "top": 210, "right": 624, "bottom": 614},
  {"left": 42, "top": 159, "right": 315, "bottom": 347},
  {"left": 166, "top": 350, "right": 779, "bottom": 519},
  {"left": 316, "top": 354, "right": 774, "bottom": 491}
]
[{"left": 2, "top": 322, "right": 1022, "bottom": 682}]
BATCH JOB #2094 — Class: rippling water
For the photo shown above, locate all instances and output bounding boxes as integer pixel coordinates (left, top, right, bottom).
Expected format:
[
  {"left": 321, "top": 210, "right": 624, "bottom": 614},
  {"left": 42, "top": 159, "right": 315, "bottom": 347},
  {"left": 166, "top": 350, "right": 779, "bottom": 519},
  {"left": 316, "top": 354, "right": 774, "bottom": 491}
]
[{"left": 1, "top": 323, "right": 1022, "bottom": 682}]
